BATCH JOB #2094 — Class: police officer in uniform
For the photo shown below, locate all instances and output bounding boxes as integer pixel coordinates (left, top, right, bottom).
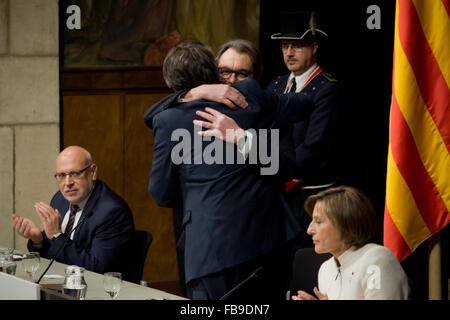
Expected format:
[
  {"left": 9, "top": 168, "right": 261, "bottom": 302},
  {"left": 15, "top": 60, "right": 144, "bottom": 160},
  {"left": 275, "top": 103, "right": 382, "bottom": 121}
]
[{"left": 267, "top": 11, "right": 343, "bottom": 249}]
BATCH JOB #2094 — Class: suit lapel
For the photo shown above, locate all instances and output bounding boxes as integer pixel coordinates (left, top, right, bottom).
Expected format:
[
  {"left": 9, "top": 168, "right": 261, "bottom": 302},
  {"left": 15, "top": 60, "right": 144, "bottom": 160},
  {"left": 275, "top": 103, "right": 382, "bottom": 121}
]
[
  {"left": 73, "top": 180, "right": 102, "bottom": 239},
  {"left": 54, "top": 195, "right": 70, "bottom": 220}
]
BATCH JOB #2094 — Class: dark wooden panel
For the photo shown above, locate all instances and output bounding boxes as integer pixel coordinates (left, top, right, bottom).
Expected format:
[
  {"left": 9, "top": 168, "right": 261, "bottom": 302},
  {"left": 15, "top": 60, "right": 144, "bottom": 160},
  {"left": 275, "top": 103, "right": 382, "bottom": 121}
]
[
  {"left": 123, "top": 93, "right": 179, "bottom": 284},
  {"left": 62, "top": 94, "right": 124, "bottom": 196},
  {"left": 61, "top": 65, "right": 183, "bottom": 296},
  {"left": 61, "top": 67, "right": 167, "bottom": 91}
]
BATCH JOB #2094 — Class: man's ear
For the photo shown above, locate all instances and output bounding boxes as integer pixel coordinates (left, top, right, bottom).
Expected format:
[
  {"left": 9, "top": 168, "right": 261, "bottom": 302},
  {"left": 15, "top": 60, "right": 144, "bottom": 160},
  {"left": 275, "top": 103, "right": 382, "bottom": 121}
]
[
  {"left": 91, "top": 163, "right": 98, "bottom": 181},
  {"left": 312, "top": 41, "right": 319, "bottom": 56}
]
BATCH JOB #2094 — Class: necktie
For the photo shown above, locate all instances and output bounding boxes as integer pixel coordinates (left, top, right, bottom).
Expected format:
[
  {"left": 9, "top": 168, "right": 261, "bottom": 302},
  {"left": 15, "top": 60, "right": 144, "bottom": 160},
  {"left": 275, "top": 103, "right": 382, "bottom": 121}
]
[
  {"left": 289, "top": 77, "right": 297, "bottom": 93},
  {"left": 64, "top": 204, "right": 79, "bottom": 237}
]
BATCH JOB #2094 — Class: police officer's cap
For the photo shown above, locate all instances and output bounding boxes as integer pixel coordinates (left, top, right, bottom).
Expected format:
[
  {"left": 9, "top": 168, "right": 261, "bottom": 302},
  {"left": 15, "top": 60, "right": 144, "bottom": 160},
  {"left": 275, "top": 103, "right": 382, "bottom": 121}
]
[{"left": 271, "top": 11, "right": 328, "bottom": 41}]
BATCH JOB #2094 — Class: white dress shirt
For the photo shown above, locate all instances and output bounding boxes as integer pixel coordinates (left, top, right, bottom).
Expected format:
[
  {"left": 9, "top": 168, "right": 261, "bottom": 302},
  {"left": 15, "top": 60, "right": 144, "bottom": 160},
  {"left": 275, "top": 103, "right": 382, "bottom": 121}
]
[
  {"left": 61, "top": 195, "right": 90, "bottom": 240},
  {"left": 318, "top": 243, "right": 410, "bottom": 300},
  {"left": 285, "top": 63, "right": 319, "bottom": 93}
]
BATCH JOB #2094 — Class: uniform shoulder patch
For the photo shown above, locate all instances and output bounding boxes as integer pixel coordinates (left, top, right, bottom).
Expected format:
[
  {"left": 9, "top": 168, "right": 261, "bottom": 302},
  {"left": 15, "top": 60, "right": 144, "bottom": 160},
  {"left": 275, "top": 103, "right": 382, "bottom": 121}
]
[{"left": 322, "top": 72, "right": 338, "bottom": 82}]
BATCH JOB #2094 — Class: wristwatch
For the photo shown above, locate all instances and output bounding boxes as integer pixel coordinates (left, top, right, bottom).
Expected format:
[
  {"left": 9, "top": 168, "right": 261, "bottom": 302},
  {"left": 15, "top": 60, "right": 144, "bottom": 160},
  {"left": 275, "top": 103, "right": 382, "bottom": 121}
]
[{"left": 52, "top": 232, "right": 62, "bottom": 241}]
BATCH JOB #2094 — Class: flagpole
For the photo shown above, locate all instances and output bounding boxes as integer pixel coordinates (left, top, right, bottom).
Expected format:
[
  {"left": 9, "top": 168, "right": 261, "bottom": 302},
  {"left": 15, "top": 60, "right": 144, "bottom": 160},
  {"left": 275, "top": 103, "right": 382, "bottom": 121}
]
[{"left": 428, "top": 232, "right": 442, "bottom": 300}]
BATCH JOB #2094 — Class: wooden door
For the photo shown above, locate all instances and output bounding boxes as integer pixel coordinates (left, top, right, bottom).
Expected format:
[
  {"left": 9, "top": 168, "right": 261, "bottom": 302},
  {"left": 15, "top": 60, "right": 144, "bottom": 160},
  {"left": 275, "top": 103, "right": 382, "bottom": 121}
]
[{"left": 61, "top": 67, "right": 182, "bottom": 295}]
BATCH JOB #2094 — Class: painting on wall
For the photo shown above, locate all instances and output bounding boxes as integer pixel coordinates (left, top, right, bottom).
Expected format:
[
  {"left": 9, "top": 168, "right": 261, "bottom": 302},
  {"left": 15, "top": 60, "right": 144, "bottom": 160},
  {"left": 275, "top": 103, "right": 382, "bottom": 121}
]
[{"left": 62, "top": 0, "right": 260, "bottom": 67}]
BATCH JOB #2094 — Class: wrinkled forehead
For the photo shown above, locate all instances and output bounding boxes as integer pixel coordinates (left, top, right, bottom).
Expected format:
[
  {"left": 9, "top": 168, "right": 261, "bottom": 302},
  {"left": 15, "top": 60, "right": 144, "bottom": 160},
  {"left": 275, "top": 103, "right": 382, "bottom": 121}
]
[{"left": 218, "top": 48, "right": 253, "bottom": 71}]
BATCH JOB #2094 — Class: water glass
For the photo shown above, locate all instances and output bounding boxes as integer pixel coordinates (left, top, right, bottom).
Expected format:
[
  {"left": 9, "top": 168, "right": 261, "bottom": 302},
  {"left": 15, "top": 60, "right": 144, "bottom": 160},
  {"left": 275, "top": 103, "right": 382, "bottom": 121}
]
[
  {"left": 62, "top": 265, "right": 87, "bottom": 300},
  {"left": 103, "top": 272, "right": 122, "bottom": 299},
  {"left": 0, "top": 247, "right": 14, "bottom": 255},
  {"left": 0, "top": 248, "right": 16, "bottom": 275},
  {"left": 22, "top": 252, "right": 40, "bottom": 282}
]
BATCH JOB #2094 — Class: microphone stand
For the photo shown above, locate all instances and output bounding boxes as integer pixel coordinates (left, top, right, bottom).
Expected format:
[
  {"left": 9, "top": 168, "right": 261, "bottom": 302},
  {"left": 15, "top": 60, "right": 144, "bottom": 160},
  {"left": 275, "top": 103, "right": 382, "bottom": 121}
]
[
  {"left": 36, "top": 211, "right": 93, "bottom": 284},
  {"left": 219, "top": 266, "right": 264, "bottom": 300}
]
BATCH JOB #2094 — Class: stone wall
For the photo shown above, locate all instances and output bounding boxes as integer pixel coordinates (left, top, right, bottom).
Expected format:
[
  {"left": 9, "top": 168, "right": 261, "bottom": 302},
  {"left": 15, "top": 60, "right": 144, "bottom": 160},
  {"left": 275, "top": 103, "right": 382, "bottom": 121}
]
[{"left": 0, "top": 0, "right": 59, "bottom": 251}]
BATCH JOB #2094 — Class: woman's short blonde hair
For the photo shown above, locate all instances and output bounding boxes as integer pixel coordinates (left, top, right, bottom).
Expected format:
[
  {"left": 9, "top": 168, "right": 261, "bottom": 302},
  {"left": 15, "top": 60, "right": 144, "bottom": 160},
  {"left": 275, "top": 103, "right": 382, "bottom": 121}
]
[{"left": 304, "top": 186, "right": 379, "bottom": 248}]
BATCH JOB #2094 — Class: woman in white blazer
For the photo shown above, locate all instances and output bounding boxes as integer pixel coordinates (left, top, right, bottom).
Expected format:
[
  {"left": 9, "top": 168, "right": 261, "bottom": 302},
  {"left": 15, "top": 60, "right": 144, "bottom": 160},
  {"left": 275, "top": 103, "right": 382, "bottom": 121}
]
[{"left": 292, "top": 186, "right": 410, "bottom": 300}]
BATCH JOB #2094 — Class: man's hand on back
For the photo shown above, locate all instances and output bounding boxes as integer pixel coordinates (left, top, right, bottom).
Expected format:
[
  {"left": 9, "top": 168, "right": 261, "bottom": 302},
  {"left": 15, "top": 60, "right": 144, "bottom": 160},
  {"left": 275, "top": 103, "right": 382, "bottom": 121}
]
[{"left": 183, "top": 84, "right": 248, "bottom": 110}]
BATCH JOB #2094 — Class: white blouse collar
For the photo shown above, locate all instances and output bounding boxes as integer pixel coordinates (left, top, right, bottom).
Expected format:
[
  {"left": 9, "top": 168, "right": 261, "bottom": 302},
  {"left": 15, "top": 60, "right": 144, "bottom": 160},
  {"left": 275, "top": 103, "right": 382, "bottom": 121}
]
[{"left": 334, "top": 246, "right": 358, "bottom": 269}]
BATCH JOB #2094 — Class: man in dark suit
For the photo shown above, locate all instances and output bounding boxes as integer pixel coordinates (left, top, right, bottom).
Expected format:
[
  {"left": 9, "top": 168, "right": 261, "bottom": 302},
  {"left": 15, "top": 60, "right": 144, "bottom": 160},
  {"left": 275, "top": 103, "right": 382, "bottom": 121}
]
[
  {"left": 143, "top": 39, "right": 260, "bottom": 295},
  {"left": 146, "top": 42, "right": 314, "bottom": 299},
  {"left": 12, "top": 146, "right": 135, "bottom": 280},
  {"left": 267, "top": 11, "right": 343, "bottom": 249}
]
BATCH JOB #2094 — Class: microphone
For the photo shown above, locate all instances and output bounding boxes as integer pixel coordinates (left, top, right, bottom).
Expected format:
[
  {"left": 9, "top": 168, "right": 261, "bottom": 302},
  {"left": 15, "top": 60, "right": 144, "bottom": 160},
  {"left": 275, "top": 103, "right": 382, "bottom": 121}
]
[
  {"left": 219, "top": 266, "right": 264, "bottom": 300},
  {"left": 36, "top": 211, "right": 93, "bottom": 284}
]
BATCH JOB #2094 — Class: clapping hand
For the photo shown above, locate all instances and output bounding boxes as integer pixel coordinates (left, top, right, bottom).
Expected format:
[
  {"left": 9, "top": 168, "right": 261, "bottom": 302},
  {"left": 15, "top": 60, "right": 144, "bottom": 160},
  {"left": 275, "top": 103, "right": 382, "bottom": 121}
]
[
  {"left": 33, "top": 202, "right": 62, "bottom": 239},
  {"left": 12, "top": 214, "right": 43, "bottom": 245}
]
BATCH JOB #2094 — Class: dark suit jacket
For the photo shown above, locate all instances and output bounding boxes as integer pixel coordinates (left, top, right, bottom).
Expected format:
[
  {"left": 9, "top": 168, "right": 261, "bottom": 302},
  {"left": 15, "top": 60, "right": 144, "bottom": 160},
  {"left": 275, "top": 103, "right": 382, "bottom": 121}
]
[
  {"left": 266, "top": 71, "right": 342, "bottom": 185},
  {"left": 146, "top": 79, "right": 313, "bottom": 284},
  {"left": 28, "top": 180, "right": 135, "bottom": 279}
]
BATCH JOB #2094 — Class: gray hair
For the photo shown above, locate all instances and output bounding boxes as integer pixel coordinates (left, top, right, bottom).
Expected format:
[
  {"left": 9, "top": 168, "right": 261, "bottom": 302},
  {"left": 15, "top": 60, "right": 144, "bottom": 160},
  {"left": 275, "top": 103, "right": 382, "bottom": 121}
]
[
  {"left": 163, "top": 41, "right": 219, "bottom": 91},
  {"left": 215, "top": 39, "right": 262, "bottom": 81}
]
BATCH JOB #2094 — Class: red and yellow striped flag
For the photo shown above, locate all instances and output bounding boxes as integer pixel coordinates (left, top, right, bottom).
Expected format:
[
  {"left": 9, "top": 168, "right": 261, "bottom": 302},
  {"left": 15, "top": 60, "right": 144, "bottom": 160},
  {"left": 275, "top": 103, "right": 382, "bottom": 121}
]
[{"left": 384, "top": 0, "right": 450, "bottom": 261}]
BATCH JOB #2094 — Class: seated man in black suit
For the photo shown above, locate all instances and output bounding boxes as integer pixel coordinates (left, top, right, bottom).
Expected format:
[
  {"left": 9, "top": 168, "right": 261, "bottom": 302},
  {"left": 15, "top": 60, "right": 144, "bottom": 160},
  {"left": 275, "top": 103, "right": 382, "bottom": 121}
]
[
  {"left": 146, "top": 42, "right": 315, "bottom": 300},
  {"left": 12, "top": 146, "right": 136, "bottom": 280}
]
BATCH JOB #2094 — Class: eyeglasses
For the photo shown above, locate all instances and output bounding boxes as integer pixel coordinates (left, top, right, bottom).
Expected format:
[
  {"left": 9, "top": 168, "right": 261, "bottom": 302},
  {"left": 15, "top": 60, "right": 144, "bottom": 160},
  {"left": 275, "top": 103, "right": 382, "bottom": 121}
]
[
  {"left": 281, "top": 42, "right": 312, "bottom": 52},
  {"left": 218, "top": 68, "right": 253, "bottom": 80},
  {"left": 54, "top": 164, "right": 92, "bottom": 182}
]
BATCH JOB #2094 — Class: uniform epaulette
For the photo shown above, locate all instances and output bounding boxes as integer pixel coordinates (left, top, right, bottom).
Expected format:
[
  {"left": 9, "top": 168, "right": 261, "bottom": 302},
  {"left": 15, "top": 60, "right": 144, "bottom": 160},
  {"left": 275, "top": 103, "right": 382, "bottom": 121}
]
[{"left": 321, "top": 72, "right": 338, "bottom": 82}]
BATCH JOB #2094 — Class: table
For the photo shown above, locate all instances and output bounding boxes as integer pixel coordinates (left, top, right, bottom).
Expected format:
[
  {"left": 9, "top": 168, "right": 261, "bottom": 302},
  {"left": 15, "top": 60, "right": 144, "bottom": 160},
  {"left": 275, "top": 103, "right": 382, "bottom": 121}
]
[{"left": 9, "top": 252, "right": 186, "bottom": 300}]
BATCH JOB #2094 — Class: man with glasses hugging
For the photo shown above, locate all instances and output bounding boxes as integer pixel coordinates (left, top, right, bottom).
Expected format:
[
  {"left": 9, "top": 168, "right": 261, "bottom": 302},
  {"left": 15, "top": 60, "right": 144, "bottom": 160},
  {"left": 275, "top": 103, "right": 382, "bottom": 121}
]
[
  {"left": 143, "top": 38, "right": 260, "bottom": 295},
  {"left": 171, "top": 13, "right": 343, "bottom": 254},
  {"left": 144, "top": 38, "right": 259, "bottom": 118},
  {"left": 215, "top": 39, "right": 261, "bottom": 84},
  {"left": 12, "top": 146, "right": 135, "bottom": 280}
]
